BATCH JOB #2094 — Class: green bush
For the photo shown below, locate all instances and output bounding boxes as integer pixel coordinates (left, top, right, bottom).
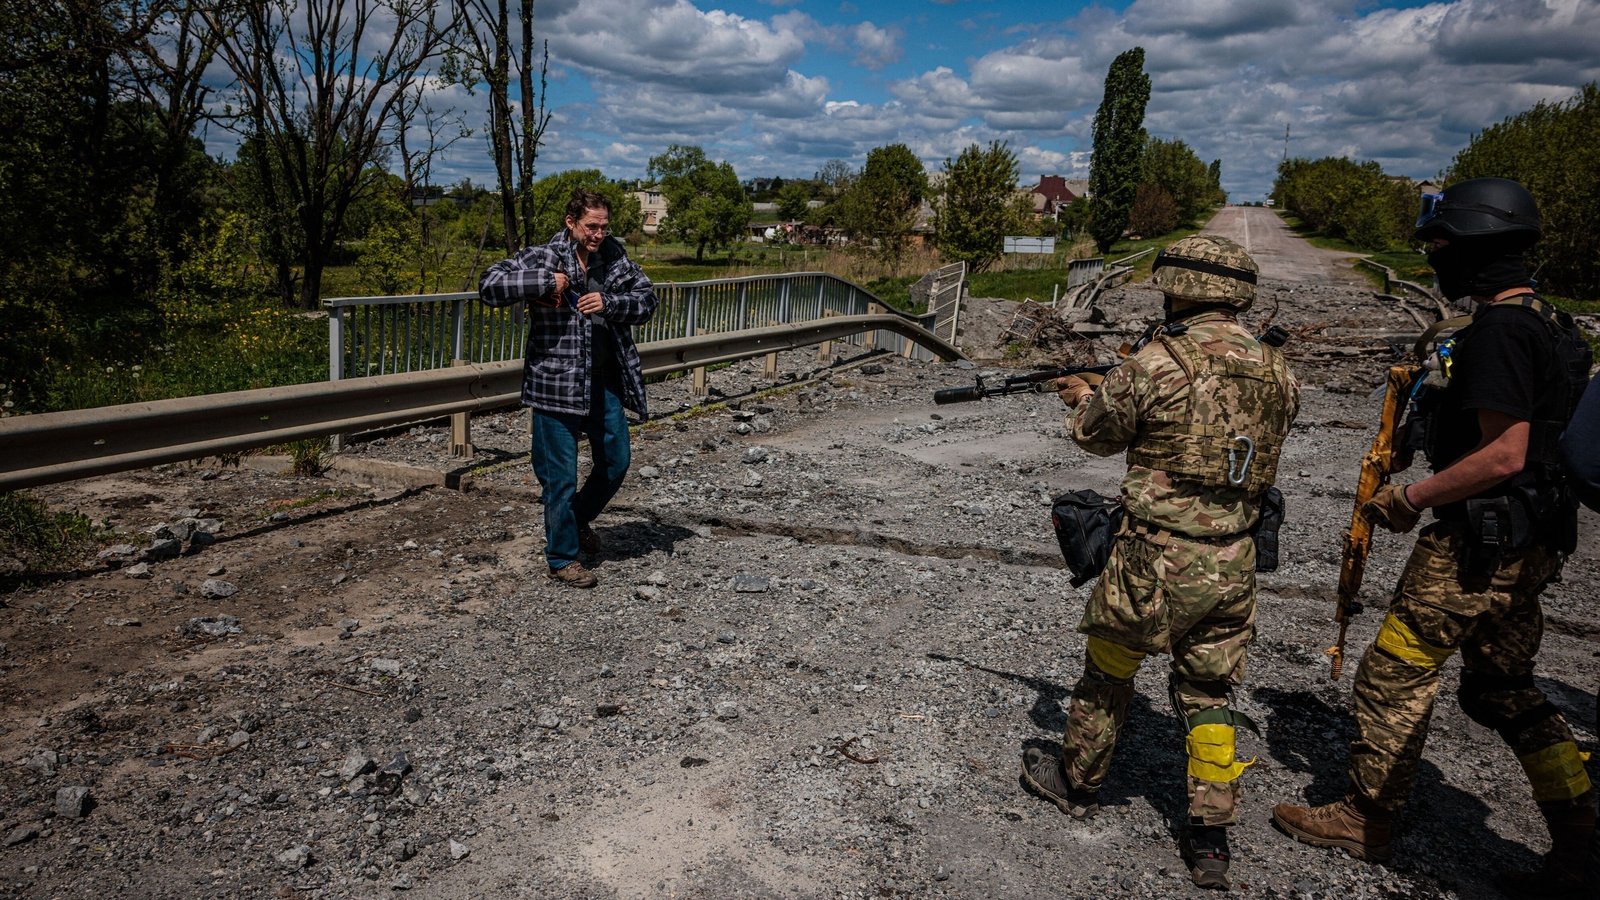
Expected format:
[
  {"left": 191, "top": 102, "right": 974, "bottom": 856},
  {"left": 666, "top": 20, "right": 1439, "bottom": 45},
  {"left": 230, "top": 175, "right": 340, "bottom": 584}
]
[
  {"left": 0, "top": 491, "right": 106, "bottom": 581},
  {"left": 1448, "top": 83, "right": 1600, "bottom": 300}
]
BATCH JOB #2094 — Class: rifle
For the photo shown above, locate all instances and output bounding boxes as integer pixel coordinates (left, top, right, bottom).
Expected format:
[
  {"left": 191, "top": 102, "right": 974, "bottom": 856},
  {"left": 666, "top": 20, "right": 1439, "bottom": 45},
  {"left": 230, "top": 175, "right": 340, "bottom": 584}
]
[
  {"left": 1328, "top": 363, "right": 1422, "bottom": 679},
  {"left": 934, "top": 365, "right": 1116, "bottom": 405}
]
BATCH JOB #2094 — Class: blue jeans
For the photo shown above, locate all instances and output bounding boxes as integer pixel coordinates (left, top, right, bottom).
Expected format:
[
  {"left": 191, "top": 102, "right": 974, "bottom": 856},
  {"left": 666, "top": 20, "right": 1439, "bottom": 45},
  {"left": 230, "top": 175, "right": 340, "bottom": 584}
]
[{"left": 529, "top": 384, "right": 631, "bottom": 570}]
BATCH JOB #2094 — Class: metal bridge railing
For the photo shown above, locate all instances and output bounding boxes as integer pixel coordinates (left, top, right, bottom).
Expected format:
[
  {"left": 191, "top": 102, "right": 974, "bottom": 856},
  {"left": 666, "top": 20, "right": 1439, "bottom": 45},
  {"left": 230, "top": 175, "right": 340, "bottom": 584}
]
[
  {"left": 324, "top": 272, "right": 941, "bottom": 385},
  {"left": 0, "top": 315, "right": 964, "bottom": 493}
]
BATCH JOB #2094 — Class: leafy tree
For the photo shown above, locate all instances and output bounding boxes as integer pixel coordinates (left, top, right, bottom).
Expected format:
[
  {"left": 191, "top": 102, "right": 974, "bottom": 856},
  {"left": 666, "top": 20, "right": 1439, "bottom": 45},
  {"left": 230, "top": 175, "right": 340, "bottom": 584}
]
[
  {"left": 522, "top": 170, "right": 642, "bottom": 243},
  {"left": 1057, "top": 197, "right": 1092, "bottom": 241},
  {"left": 776, "top": 181, "right": 812, "bottom": 222},
  {"left": 0, "top": 1, "right": 216, "bottom": 410},
  {"left": 1207, "top": 159, "right": 1225, "bottom": 205},
  {"left": 1138, "top": 137, "right": 1211, "bottom": 226},
  {"left": 356, "top": 191, "right": 417, "bottom": 295},
  {"left": 833, "top": 144, "right": 928, "bottom": 267},
  {"left": 1127, "top": 183, "right": 1179, "bottom": 237},
  {"left": 1447, "top": 82, "right": 1600, "bottom": 299},
  {"left": 932, "top": 141, "right": 1026, "bottom": 274},
  {"left": 647, "top": 145, "right": 752, "bottom": 262},
  {"left": 1088, "top": 47, "right": 1151, "bottom": 253},
  {"left": 1273, "top": 156, "right": 1412, "bottom": 251}
]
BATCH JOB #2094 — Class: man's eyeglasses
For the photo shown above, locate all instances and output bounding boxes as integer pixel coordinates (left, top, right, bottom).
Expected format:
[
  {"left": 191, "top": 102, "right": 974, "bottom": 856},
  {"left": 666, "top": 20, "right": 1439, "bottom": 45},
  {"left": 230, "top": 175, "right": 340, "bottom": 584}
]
[{"left": 574, "top": 221, "right": 610, "bottom": 235}]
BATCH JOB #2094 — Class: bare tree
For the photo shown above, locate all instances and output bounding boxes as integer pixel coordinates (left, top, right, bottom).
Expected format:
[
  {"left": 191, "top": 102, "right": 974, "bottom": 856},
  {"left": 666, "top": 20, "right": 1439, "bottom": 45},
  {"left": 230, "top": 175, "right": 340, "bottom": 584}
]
[
  {"left": 113, "top": 1, "right": 229, "bottom": 270},
  {"left": 448, "top": 0, "right": 551, "bottom": 252},
  {"left": 392, "top": 79, "right": 469, "bottom": 291},
  {"left": 202, "top": 0, "right": 461, "bottom": 308}
]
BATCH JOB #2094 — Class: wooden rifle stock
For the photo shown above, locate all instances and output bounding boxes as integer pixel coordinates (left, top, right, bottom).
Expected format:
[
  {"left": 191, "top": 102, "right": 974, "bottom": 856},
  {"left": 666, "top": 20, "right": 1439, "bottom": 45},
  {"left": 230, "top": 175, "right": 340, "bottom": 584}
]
[{"left": 1329, "top": 364, "right": 1420, "bottom": 678}]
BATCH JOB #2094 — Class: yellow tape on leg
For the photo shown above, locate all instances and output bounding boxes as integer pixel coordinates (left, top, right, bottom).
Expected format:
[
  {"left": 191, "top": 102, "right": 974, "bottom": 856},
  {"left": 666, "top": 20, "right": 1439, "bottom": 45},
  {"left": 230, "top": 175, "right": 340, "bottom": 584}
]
[
  {"left": 1519, "top": 741, "right": 1594, "bottom": 802},
  {"left": 1374, "top": 613, "right": 1453, "bottom": 670},
  {"left": 1187, "top": 723, "right": 1255, "bottom": 783},
  {"left": 1086, "top": 636, "right": 1145, "bottom": 680}
]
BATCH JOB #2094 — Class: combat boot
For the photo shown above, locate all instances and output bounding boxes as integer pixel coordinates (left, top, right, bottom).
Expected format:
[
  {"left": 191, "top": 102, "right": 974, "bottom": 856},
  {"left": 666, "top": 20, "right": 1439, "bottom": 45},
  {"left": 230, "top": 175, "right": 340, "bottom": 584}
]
[
  {"left": 1271, "top": 793, "right": 1394, "bottom": 862},
  {"left": 1495, "top": 799, "right": 1598, "bottom": 899},
  {"left": 1020, "top": 747, "right": 1099, "bottom": 819},
  {"left": 1180, "top": 823, "right": 1231, "bottom": 890}
]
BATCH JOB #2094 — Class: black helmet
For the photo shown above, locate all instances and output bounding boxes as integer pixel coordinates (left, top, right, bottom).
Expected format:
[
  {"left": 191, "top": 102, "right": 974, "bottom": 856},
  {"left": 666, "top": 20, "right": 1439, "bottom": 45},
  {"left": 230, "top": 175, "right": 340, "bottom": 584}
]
[{"left": 1413, "top": 177, "right": 1540, "bottom": 246}]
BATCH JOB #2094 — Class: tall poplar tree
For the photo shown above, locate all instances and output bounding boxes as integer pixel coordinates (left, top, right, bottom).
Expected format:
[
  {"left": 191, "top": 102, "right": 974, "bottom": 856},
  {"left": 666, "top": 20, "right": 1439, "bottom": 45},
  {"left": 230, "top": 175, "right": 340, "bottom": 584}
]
[{"left": 1087, "top": 47, "right": 1151, "bottom": 254}]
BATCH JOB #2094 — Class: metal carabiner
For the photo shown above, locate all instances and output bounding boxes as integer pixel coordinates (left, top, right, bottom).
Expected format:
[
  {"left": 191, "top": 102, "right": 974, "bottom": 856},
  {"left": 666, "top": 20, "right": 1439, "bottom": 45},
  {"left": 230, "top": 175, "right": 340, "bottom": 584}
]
[{"left": 1226, "top": 435, "right": 1256, "bottom": 487}]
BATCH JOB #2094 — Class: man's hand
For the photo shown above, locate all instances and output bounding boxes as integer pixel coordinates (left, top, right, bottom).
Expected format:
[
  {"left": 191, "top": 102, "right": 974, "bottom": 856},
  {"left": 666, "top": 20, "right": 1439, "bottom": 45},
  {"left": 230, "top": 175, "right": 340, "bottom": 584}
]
[
  {"left": 575, "top": 291, "right": 605, "bottom": 314},
  {"left": 1362, "top": 483, "right": 1423, "bottom": 533},
  {"left": 1055, "top": 374, "right": 1097, "bottom": 408},
  {"left": 533, "top": 271, "right": 572, "bottom": 307}
]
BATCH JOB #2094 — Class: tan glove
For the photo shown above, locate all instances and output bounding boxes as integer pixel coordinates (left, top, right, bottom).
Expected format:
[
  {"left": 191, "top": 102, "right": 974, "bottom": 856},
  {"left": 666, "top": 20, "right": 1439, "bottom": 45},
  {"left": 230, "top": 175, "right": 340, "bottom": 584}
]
[
  {"left": 1362, "top": 483, "right": 1423, "bottom": 533},
  {"left": 1055, "top": 375, "right": 1096, "bottom": 408}
]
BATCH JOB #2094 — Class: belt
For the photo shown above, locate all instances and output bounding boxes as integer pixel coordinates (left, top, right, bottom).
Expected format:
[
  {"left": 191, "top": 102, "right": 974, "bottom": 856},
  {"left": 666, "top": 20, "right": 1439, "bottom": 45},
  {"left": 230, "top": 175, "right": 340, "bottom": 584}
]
[{"left": 1122, "top": 515, "right": 1247, "bottom": 548}]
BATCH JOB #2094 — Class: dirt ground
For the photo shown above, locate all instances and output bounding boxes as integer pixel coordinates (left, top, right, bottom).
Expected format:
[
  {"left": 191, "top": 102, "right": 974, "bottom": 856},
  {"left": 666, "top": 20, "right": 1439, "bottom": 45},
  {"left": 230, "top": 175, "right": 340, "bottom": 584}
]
[{"left": 2, "top": 218, "right": 1598, "bottom": 899}]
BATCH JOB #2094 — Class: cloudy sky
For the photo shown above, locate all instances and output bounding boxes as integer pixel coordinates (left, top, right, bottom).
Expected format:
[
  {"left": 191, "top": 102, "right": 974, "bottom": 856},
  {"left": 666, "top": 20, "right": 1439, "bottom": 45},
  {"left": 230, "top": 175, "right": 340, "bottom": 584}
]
[{"left": 232, "top": 0, "right": 1600, "bottom": 203}]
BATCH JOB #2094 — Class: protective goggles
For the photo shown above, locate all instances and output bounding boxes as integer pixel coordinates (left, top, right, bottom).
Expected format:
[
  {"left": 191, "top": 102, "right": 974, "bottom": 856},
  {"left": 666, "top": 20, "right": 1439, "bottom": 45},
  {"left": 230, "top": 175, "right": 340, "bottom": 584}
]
[{"left": 1414, "top": 192, "right": 1445, "bottom": 230}]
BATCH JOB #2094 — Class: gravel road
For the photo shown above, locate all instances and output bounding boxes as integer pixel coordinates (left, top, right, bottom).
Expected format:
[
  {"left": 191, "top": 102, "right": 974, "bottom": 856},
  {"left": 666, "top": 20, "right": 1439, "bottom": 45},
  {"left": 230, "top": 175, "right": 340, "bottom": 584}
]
[{"left": 2, "top": 233, "right": 1597, "bottom": 899}]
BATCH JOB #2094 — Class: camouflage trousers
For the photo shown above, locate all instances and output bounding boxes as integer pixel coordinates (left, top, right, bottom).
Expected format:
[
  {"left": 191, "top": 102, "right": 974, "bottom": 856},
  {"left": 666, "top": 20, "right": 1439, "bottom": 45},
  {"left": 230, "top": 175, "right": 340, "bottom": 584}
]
[
  {"left": 1062, "top": 524, "right": 1257, "bottom": 825},
  {"left": 1350, "top": 521, "right": 1588, "bottom": 814}
]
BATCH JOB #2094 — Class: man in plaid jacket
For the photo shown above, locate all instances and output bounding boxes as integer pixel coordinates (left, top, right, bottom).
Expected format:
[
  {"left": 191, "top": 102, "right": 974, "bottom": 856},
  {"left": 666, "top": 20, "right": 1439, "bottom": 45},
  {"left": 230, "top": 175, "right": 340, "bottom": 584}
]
[{"left": 479, "top": 189, "right": 659, "bottom": 588}]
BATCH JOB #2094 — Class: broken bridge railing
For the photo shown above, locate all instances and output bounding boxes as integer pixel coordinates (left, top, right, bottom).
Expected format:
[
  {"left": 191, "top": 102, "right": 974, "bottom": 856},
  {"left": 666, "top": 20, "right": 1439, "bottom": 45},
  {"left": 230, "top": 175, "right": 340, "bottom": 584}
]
[
  {"left": 323, "top": 271, "right": 946, "bottom": 385},
  {"left": 0, "top": 315, "right": 965, "bottom": 493}
]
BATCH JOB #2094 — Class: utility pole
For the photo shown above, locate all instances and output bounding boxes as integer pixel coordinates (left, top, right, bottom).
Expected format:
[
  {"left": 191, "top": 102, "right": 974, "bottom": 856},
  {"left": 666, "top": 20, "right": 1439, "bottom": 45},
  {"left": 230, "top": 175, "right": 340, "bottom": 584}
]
[{"left": 1282, "top": 124, "right": 1291, "bottom": 162}]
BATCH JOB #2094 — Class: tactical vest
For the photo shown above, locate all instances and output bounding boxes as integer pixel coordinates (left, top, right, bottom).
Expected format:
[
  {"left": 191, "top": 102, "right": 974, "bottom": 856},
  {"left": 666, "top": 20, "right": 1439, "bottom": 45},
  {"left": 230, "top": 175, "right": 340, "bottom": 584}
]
[
  {"left": 1124, "top": 329, "right": 1294, "bottom": 494},
  {"left": 1420, "top": 294, "right": 1590, "bottom": 476}
]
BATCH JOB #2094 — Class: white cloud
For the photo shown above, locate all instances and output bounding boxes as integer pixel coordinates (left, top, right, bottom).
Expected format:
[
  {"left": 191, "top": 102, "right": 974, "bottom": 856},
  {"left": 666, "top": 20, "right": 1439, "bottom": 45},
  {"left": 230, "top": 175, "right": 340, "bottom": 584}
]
[{"left": 210, "top": 0, "right": 1600, "bottom": 204}]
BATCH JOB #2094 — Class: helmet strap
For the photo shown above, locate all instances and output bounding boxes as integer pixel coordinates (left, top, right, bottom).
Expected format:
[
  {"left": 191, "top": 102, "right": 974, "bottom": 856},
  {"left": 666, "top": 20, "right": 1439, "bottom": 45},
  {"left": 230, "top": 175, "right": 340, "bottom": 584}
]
[{"left": 1153, "top": 253, "right": 1258, "bottom": 285}]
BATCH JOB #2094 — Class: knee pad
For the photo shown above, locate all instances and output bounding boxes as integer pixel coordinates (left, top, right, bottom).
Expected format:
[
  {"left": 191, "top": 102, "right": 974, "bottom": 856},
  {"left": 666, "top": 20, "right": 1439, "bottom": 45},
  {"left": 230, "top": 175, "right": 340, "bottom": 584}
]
[
  {"left": 1086, "top": 636, "right": 1144, "bottom": 682},
  {"left": 1457, "top": 670, "right": 1558, "bottom": 742},
  {"left": 1169, "top": 676, "right": 1230, "bottom": 726}
]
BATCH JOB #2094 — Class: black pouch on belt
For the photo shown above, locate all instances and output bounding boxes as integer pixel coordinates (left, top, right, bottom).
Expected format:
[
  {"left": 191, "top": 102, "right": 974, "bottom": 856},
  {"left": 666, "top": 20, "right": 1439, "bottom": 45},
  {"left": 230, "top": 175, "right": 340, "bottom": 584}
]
[
  {"left": 1050, "top": 490, "right": 1124, "bottom": 587},
  {"left": 1252, "top": 486, "right": 1285, "bottom": 573},
  {"left": 1464, "top": 495, "right": 1531, "bottom": 573}
]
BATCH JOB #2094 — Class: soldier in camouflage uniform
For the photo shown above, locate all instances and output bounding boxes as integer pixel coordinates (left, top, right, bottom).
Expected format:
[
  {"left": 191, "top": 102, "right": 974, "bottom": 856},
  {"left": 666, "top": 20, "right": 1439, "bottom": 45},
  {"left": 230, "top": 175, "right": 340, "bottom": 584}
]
[
  {"left": 1021, "top": 235, "right": 1299, "bottom": 890},
  {"left": 1272, "top": 179, "right": 1597, "bottom": 898}
]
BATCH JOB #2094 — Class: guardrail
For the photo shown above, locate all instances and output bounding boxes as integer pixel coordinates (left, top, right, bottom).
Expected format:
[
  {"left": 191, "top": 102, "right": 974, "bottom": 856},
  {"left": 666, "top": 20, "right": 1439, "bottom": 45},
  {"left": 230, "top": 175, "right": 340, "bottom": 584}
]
[
  {"left": 324, "top": 271, "right": 939, "bottom": 383},
  {"left": 0, "top": 315, "right": 963, "bottom": 493},
  {"left": 1356, "top": 258, "right": 1448, "bottom": 319}
]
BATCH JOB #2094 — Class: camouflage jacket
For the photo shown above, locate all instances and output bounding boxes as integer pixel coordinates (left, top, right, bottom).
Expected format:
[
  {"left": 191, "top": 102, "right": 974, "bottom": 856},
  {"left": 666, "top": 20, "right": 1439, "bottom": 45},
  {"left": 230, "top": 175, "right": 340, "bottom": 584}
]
[{"left": 1070, "top": 311, "right": 1300, "bottom": 537}]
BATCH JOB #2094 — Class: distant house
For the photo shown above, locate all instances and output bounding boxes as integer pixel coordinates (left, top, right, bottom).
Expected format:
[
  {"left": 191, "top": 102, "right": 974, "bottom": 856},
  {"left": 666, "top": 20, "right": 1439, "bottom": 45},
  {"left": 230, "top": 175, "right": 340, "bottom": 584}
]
[
  {"left": 1026, "top": 176, "right": 1083, "bottom": 218},
  {"left": 1386, "top": 175, "right": 1441, "bottom": 197},
  {"left": 632, "top": 189, "right": 669, "bottom": 234}
]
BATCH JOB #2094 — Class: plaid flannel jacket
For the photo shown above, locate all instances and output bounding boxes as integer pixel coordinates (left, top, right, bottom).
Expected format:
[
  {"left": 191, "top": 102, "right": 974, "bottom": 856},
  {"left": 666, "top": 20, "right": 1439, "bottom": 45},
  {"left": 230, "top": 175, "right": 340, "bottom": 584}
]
[{"left": 478, "top": 230, "right": 659, "bottom": 419}]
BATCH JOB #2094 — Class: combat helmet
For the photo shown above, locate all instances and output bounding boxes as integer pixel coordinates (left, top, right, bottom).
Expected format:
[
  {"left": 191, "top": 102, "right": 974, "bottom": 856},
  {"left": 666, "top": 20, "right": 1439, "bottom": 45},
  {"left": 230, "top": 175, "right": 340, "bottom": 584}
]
[
  {"left": 1151, "top": 235, "right": 1258, "bottom": 310},
  {"left": 1413, "top": 177, "right": 1540, "bottom": 248}
]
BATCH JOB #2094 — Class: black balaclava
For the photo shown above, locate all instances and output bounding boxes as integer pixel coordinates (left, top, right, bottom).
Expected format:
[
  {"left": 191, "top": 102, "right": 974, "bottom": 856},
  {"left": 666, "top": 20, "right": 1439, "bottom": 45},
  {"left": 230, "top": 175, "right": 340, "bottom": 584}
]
[{"left": 1427, "top": 237, "right": 1532, "bottom": 300}]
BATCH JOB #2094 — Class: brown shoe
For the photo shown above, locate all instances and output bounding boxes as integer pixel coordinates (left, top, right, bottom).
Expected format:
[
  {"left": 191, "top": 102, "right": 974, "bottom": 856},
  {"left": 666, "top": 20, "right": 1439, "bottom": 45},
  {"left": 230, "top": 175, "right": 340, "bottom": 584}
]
[
  {"left": 1020, "top": 747, "right": 1098, "bottom": 819},
  {"left": 548, "top": 561, "right": 598, "bottom": 588},
  {"left": 1271, "top": 793, "right": 1394, "bottom": 862},
  {"left": 577, "top": 523, "right": 601, "bottom": 555}
]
